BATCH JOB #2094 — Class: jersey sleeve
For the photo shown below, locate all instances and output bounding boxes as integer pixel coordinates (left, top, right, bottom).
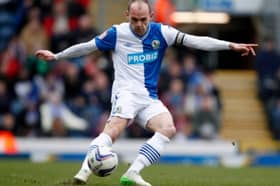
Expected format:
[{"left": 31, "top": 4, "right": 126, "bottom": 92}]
[
  {"left": 160, "top": 24, "right": 179, "bottom": 46},
  {"left": 95, "top": 26, "right": 117, "bottom": 51}
]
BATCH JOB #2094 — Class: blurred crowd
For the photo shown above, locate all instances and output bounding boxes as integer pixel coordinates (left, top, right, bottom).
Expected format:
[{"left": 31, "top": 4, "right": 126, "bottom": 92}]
[
  {"left": 255, "top": 37, "right": 280, "bottom": 140},
  {"left": 0, "top": 0, "right": 222, "bottom": 140}
]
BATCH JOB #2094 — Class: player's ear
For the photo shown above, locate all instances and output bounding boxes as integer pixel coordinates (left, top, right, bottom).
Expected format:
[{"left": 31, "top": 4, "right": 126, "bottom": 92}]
[
  {"left": 150, "top": 11, "right": 154, "bottom": 20},
  {"left": 125, "top": 10, "right": 129, "bottom": 19}
]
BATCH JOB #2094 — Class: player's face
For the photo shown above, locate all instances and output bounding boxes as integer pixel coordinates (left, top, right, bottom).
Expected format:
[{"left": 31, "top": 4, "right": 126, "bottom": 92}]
[{"left": 127, "top": 2, "right": 153, "bottom": 36}]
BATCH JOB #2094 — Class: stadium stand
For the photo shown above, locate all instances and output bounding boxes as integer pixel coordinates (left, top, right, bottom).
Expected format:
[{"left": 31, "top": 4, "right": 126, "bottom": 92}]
[{"left": 214, "top": 70, "right": 279, "bottom": 152}]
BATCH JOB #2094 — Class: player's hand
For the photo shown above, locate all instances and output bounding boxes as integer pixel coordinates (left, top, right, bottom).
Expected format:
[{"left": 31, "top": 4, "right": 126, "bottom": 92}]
[
  {"left": 229, "top": 43, "right": 258, "bottom": 56},
  {"left": 35, "top": 50, "right": 56, "bottom": 61}
]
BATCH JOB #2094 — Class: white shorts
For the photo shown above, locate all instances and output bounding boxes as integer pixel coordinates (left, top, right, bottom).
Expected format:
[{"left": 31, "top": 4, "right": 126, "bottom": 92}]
[{"left": 110, "top": 91, "right": 169, "bottom": 128}]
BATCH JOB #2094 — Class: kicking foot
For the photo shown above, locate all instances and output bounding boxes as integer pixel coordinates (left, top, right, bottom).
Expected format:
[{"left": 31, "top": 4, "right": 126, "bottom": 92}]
[
  {"left": 120, "top": 171, "right": 151, "bottom": 186},
  {"left": 73, "top": 169, "right": 91, "bottom": 185}
]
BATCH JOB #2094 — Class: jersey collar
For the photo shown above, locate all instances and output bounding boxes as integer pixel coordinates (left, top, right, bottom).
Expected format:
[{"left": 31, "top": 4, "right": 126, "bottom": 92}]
[{"left": 129, "top": 22, "right": 151, "bottom": 40}]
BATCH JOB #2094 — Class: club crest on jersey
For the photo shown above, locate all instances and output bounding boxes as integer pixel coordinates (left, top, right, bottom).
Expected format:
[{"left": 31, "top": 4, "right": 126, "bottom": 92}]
[{"left": 152, "top": 40, "right": 160, "bottom": 49}]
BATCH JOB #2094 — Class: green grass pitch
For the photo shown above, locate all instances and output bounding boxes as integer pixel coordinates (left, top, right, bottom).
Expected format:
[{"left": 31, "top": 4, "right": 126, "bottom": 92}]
[{"left": 0, "top": 160, "right": 279, "bottom": 186}]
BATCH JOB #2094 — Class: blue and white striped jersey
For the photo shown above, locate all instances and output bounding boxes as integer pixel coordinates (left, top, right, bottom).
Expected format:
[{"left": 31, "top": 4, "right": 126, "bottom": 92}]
[{"left": 95, "top": 22, "right": 178, "bottom": 99}]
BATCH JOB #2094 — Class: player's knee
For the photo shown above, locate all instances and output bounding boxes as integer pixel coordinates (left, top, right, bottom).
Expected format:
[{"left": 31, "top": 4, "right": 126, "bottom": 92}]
[
  {"left": 103, "top": 123, "right": 122, "bottom": 142},
  {"left": 103, "top": 117, "right": 128, "bottom": 142},
  {"left": 103, "top": 126, "right": 120, "bottom": 142},
  {"left": 159, "top": 125, "right": 176, "bottom": 139},
  {"left": 167, "top": 125, "right": 177, "bottom": 138}
]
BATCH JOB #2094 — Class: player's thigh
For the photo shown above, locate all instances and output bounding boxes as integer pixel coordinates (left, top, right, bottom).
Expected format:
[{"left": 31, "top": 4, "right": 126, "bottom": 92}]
[
  {"left": 103, "top": 116, "right": 129, "bottom": 142},
  {"left": 106, "top": 91, "right": 144, "bottom": 141}
]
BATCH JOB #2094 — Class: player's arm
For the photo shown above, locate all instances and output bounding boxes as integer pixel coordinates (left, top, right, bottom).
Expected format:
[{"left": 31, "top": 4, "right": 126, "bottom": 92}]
[
  {"left": 162, "top": 25, "right": 257, "bottom": 56},
  {"left": 176, "top": 32, "right": 257, "bottom": 56},
  {"left": 35, "top": 26, "right": 116, "bottom": 61},
  {"left": 35, "top": 39, "right": 98, "bottom": 61}
]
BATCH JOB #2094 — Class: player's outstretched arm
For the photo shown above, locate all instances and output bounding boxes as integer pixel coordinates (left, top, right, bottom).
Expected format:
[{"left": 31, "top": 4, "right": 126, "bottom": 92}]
[
  {"left": 229, "top": 43, "right": 258, "bottom": 56},
  {"left": 35, "top": 50, "right": 56, "bottom": 61},
  {"left": 176, "top": 32, "right": 258, "bottom": 56},
  {"left": 35, "top": 39, "right": 98, "bottom": 61}
]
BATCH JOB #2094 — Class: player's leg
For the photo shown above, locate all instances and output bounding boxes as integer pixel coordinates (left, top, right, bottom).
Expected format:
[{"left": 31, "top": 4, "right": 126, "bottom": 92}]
[
  {"left": 74, "top": 91, "right": 137, "bottom": 184},
  {"left": 120, "top": 101, "right": 176, "bottom": 186},
  {"left": 74, "top": 116, "right": 128, "bottom": 184},
  {"left": 126, "top": 112, "right": 175, "bottom": 172}
]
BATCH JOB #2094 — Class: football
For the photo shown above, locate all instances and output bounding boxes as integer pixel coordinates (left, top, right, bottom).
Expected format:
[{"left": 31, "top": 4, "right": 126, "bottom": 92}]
[{"left": 87, "top": 145, "right": 118, "bottom": 177}]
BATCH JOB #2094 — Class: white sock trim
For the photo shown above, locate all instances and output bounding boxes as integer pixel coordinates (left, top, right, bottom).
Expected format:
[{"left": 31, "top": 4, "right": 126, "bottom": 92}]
[
  {"left": 89, "top": 133, "right": 113, "bottom": 147},
  {"left": 154, "top": 132, "right": 170, "bottom": 143}
]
